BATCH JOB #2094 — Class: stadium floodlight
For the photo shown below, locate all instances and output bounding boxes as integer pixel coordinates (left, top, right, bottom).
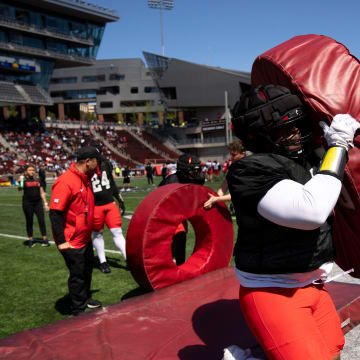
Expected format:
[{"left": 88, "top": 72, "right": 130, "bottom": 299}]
[{"left": 148, "top": 0, "right": 174, "bottom": 56}]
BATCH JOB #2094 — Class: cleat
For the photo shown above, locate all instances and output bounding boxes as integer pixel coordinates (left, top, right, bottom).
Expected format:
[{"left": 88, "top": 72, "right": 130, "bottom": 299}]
[
  {"left": 99, "top": 262, "right": 111, "bottom": 273},
  {"left": 86, "top": 298, "right": 102, "bottom": 309},
  {"left": 42, "top": 240, "right": 50, "bottom": 247},
  {"left": 28, "top": 240, "right": 35, "bottom": 248}
]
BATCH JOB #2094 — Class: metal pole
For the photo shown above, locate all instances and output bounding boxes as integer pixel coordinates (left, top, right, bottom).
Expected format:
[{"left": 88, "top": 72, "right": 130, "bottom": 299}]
[{"left": 160, "top": 4, "right": 165, "bottom": 56}]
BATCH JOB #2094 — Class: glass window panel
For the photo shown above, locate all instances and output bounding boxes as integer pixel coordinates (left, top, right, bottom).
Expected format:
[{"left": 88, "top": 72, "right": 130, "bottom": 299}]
[
  {"left": 15, "top": 9, "right": 29, "bottom": 24},
  {"left": 23, "top": 35, "right": 43, "bottom": 49},
  {"left": 144, "top": 86, "right": 158, "bottom": 93},
  {"left": 82, "top": 75, "right": 97, "bottom": 82},
  {"left": 0, "top": 6, "right": 9, "bottom": 17},
  {"left": 51, "top": 77, "right": 77, "bottom": 84},
  {"left": 100, "top": 102, "right": 113, "bottom": 108},
  {"left": 9, "top": 33, "right": 22, "bottom": 45},
  {"left": 109, "top": 73, "right": 125, "bottom": 81},
  {"left": 0, "top": 30, "right": 7, "bottom": 42}
]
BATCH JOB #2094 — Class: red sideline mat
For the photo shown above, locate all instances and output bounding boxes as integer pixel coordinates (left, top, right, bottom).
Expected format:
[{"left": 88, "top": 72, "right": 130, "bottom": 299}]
[{"left": 1, "top": 267, "right": 360, "bottom": 360}]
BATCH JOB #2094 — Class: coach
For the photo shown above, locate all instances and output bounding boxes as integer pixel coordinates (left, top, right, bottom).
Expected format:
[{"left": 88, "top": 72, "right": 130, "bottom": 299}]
[{"left": 49, "top": 146, "right": 101, "bottom": 316}]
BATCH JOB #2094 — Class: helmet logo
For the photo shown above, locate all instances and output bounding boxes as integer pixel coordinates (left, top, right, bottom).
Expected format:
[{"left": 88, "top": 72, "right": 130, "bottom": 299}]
[{"left": 259, "top": 91, "right": 267, "bottom": 101}]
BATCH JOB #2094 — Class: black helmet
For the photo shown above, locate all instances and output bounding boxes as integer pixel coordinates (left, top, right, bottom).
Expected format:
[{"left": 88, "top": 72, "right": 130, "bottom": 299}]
[
  {"left": 177, "top": 154, "right": 204, "bottom": 185},
  {"left": 80, "top": 137, "right": 102, "bottom": 153},
  {"left": 231, "top": 84, "right": 312, "bottom": 160}
]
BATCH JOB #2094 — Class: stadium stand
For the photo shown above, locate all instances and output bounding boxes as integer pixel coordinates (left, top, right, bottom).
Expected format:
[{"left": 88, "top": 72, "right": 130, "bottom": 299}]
[
  {"left": 97, "top": 127, "right": 167, "bottom": 164},
  {"left": 0, "top": 81, "right": 26, "bottom": 103},
  {"left": 0, "top": 119, "right": 181, "bottom": 177},
  {"left": 138, "top": 129, "right": 179, "bottom": 160},
  {"left": 20, "top": 84, "right": 53, "bottom": 105}
]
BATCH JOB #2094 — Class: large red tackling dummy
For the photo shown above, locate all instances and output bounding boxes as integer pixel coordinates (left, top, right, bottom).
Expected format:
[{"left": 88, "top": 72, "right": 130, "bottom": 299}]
[{"left": 251, "top": 34, "right": 360, "bottom": 278}]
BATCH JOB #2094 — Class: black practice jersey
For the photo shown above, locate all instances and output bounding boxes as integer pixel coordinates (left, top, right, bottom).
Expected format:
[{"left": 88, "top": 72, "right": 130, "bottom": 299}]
[
  {"left": 91, "top": 156, "right": 120, "bottom": 206},
  {"left": 22, "top": 177, "right": 42, "bottom": 203}
]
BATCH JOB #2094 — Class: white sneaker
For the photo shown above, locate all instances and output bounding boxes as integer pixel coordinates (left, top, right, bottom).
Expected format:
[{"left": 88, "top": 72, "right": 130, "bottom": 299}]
[{"left": 222, "top": 345, "right": 255, "bottom": 360}]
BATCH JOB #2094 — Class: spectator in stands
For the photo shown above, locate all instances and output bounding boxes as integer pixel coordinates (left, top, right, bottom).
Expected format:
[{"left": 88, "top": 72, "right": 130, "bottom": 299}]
[
  {"left": 18, "top": 165, "right": 50, "bottom": 247},
  {"left": 122, "top": 164, "right": 131, "bottom": 191},
  {"left": 145, "top": 162, "right": 154, "bottom": 185},
  {"left": 159, "top": 154, "right": 205, "bottom": 265},
  {"left": 49, "top": 146, "right": 102, "bottom": 316},
  {"left": 204, "top": 140, "right": 246, "bottom": 210},
  {"left": 81, "top": 139, "right": 126, "bottom": 274}
]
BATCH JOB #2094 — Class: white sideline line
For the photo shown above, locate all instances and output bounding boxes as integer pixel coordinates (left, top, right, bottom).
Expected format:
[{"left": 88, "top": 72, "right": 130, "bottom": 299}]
[{"left": 0, "top": 232, "right": 121, "bottom": 254}]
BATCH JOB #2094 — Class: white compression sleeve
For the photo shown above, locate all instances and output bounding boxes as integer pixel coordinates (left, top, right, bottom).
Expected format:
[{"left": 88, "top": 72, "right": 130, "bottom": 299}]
[
  {"left": 257, "top": 174, "right": 341, "bottom": 230},
  {"left": 93, "top": 231, "right": 106, "bottom": 263},
  {"left": 110, "top": 227, "right": 127, "bottom": 260}
]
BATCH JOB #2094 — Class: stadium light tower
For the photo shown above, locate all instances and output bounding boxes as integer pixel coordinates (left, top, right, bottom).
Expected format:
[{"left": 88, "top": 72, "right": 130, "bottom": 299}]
[{"left": 148, "top": 0, "right": 174, "bottom": 56}]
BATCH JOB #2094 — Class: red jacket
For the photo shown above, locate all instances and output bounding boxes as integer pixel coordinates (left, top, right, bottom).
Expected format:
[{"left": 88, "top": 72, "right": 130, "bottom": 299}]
[{"left": 50, "top": 163, "right": 94, "bottom": 248}]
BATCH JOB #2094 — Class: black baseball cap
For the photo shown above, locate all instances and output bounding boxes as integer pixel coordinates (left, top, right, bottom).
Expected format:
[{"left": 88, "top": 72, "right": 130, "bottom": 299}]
[
  {"left": 80, "top": 137, "right": 102, "bottom": 152},
  {"left": 76, "top": 146, "right": 100, "bottom": 161}
]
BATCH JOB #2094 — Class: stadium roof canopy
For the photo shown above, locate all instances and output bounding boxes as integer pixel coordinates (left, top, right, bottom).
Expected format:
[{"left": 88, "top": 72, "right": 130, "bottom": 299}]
[{"left": 29, "top": 0, "right": 120, "bottom": 23}]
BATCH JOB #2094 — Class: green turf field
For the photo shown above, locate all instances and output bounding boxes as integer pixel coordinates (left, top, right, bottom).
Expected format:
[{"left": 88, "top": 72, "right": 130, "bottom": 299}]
[{"left": 0, "top": 175, "right": 231, "bottom": 339}]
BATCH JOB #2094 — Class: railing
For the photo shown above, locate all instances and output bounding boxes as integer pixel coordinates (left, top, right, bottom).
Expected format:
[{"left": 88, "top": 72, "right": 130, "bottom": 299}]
[
  {"left": 176, "top": 137, "right": 226, "bottom": 145},
  {"left": 0, "top": 17, "right": 93, "bottom": 46},
  {"left": 0, "top": 41, "right": 95, "bottom": 64}
]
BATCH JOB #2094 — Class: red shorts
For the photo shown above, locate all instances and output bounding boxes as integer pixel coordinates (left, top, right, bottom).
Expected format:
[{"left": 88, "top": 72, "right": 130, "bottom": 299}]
[
  {"left": 93, "top": 202, "right": 122, "bottom": 232},
  {"left": 239, "top": 284, "right": 344, "bottom": 359}
]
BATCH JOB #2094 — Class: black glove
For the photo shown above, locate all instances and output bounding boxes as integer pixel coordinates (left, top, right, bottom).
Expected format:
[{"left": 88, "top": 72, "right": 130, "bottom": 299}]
[{"left": 117, "top": 194, "right": 125, "bottom": 216}]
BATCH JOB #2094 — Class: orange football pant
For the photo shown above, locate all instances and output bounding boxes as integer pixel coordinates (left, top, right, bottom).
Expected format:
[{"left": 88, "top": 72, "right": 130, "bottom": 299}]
[{"left": 239, "top": 284, "right": 344, "bottom": 360}]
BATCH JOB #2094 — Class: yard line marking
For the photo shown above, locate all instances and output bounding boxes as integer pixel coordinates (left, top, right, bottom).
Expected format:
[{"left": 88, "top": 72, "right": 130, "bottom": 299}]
[
  {"left": 0, "top": 233, "right": 28, "bottom": 240},
  {"left": 0, "top": 232, "right": 121, "bottom": 254}
]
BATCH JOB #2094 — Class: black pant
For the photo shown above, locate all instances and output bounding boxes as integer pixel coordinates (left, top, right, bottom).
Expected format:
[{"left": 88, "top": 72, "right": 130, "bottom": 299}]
[
  {"left": 22, "top": 200, "right": 46, "bottom": 238},
  {"left": 60, "top": 242, "right": 94, "bottom": 314},
  {"left": 147, "top": 175, "right": 153, "bottom": 184}
]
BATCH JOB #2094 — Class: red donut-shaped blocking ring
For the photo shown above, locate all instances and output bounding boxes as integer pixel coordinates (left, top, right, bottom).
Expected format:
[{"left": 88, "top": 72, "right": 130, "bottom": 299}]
[{"left": 126, "top": 183, "right": 234, "bottom": 291}]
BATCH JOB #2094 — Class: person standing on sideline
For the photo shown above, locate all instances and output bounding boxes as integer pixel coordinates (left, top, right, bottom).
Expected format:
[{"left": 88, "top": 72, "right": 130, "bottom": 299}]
[
  {"left": 19, "top": 164, "right": 49, "bottom": 247},
  {"left": 159, "top": 154, "right": 205, "bottom": 265},
  {"left": 145, "top": 162, "right": 154, "bottom": 185},
  {"left": 224, "top": 84, "right": 357, "bottom": 360},
  {"left": 49, "top": 146, "right": 101, "bottom": 316},
  {"left": 161, "top": 163, "right": 168, "bottom": 181},
  {"left": 122, "top": 164, "right": 131, "bottom": 191},
  {"left": 204, "top": 140, "right": 246, "bottom": 210},
  {"left": 81, "top": 139, "right": 126, "bottom": 274},
  {"left": 38, "top": 164, "right": 47, "bottom": 192}
]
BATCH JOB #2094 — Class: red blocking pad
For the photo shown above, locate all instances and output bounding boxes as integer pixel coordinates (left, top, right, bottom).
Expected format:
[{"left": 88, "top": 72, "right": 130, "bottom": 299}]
[
  {"left": 126, "top": 183, "right": 234, "bottom": 290},
  {"left": 251, "top": 34, "right": 360, "bottom": 278},
  {"left": 1, "top": 267, "right": 360, "bottom": 360}
]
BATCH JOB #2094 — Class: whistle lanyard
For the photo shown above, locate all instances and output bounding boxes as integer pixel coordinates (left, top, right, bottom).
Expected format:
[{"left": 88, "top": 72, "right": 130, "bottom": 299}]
[{"left": 79, "top": 179, "right": 89, "bottom": 225}]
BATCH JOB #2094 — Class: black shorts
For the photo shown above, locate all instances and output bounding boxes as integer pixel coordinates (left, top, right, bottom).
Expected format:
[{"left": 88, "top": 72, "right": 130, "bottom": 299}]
[{"left": 123, "top": 177, "right": 130, "bottom": 184}]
